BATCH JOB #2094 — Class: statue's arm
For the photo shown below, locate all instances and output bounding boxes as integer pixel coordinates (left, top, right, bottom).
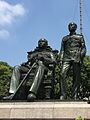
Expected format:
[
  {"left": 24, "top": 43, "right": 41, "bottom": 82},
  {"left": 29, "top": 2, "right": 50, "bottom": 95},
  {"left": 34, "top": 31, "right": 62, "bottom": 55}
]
[
  {"left": 27, "top": 52, "right": 38, "bottom": 63},
  {"left": 80, "top": 35, "right": 86, "bottom": 59},
  {"left": 42, "top": 52, "right": 56, "bottom": 65},
  {"left": 59, "top": 38, "right": 65, "bottom": 63}
]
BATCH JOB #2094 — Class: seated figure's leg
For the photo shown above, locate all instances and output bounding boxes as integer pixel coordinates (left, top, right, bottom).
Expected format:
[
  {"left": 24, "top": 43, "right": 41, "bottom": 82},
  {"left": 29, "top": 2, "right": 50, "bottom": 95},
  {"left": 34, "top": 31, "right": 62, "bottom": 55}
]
[
  {"left": 9, "top": 65, "right": 21, "bottom": 94},
  {"left": 3, "top": 65, "right": 29, "bottom": 100},
  {"left": 3, "top": 65, "right": 21, "bottom": 100},
  {"left": 9, "top": 65, "right": 29, "bottom": 94},
  {"left": 27, "top": 61, "right": 46, "bottom": 101}
]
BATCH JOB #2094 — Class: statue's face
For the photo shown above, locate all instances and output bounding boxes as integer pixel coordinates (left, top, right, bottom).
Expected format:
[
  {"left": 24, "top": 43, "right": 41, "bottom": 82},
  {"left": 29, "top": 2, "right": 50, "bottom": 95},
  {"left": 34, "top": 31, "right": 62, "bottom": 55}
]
[
  {"left": 38, "top": 41, "right": 47, "bottom": 48},
  {"left": 38, "top": 39, "right": 48, "bottom": 48},
  {"left": 68, "top": 23, "right": 77, "bottom": 32}
]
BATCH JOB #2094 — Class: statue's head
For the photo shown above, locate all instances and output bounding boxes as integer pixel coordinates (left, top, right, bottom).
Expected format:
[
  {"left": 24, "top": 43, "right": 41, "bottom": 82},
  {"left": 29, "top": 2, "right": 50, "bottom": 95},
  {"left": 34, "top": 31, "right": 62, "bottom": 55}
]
[
  {"left": 38, "top": 38, "right": 48, "bottom": 48},
  {"left": 68, "top": 22, "right": 77, "bottom": 32}
]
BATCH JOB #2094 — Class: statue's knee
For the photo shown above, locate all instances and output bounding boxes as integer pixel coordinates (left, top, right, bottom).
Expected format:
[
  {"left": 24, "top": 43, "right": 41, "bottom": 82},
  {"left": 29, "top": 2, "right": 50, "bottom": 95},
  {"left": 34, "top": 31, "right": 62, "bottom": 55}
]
[
  {"left": 38, "top": 61, "right": 43, "bottom": 65},
  {"left": 14, "top": 65, "right": 20, "bottom": 72},
  {"left": 14, "top": 65, "right": 20, "bottom": 69}
]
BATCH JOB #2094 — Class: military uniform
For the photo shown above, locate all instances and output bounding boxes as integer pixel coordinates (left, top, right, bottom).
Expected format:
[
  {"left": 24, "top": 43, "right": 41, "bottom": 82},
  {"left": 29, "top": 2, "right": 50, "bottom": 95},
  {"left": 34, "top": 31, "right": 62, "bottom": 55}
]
[{"left": 60, "top": 23, "right": 86, "bottom": 100}]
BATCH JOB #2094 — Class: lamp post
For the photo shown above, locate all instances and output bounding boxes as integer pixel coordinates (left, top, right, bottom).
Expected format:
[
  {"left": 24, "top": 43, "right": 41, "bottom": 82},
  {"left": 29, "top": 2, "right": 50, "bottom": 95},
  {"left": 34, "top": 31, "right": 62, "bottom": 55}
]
[{"left": 80, "top": 0, "right": 83, "bottom": 35}]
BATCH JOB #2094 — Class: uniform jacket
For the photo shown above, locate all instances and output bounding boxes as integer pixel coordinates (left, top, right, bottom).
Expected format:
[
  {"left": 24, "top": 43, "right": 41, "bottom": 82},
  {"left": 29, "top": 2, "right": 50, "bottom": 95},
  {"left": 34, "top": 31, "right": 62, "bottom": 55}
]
[{"left": 60, "top": 33, "right": 86, "bottom": 63}]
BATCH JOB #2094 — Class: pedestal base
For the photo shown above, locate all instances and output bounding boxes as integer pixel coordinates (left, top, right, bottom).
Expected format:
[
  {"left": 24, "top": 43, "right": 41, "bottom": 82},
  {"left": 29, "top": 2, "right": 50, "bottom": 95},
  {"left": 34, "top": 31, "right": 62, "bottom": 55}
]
[{"left": 0, "top": 101, "right": 90, "bottom": 119}]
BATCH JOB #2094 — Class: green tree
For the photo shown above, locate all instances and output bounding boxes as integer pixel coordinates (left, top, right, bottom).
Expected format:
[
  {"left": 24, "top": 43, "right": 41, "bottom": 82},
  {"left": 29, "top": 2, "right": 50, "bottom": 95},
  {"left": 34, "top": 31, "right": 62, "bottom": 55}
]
[
  {"left": 0, "top": 61, "right": 13, "bottom": 97},
  {"left": 80, "top": 56, "right": 90, "bottom": 98}
]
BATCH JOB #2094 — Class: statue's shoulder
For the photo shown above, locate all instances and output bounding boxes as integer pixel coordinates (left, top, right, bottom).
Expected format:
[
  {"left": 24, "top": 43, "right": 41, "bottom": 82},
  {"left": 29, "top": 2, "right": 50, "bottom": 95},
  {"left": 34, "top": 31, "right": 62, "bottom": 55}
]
[
  {"left": 62, "top": 35, "right": 70, "bottom": 42},
  {"left": 27, "top": 49, "right": 38, "bottom": 56},
  {"left": 46, "top": 46, "right": 53, "bottom": 52},
  {"left": 52, "top": 49, "right": 58, "bottom": 53},
  {"left": 27, "top": 51, "right": 33, "bottom": 54},
  {"left": 73, "top": 34, "right": 84, "bottom": 40}
]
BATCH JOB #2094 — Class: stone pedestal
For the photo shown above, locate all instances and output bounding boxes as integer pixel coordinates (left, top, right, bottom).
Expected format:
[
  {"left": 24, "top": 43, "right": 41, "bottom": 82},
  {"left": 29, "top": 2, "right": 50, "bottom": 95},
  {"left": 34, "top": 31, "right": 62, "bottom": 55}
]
[{"left": 0, "top": 101, "right": 90, "bottom": 119}]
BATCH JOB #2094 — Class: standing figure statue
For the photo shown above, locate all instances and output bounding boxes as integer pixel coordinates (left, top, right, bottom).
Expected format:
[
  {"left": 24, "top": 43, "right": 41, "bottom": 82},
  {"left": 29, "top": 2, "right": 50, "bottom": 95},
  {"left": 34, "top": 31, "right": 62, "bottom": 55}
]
[
  {"left": 59, "top": 22, "right": 86, "bottom": 100},
  {"left": 3, "top": 38, "right": 56, "bottom": 101}
]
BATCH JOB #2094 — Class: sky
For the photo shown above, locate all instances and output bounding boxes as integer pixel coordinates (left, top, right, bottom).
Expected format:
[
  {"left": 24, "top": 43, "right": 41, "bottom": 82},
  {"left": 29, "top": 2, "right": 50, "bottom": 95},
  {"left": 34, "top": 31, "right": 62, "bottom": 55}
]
[{"left": 0, "top": 0, "right": 90, "bottom": 66}]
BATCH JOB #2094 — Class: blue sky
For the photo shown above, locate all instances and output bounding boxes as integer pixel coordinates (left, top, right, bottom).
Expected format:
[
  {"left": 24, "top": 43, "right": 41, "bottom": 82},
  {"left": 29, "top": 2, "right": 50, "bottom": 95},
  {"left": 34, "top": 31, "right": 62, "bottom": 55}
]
[{"left": 0, "top": 0, "right": 90, "bottom": 66}]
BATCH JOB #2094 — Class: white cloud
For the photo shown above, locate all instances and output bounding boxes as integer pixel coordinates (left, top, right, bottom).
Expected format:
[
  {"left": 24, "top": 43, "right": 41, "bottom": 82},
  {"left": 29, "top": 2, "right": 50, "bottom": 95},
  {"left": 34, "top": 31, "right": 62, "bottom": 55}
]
[
  {"left": 0, "top": 1, "right": 26, "bottom": 40},
  {"left": 0, "top": 29, "right": 10, "bottom": 40},
  {"left": 0, "top": 1, "right": 25, "bottom": 25}
]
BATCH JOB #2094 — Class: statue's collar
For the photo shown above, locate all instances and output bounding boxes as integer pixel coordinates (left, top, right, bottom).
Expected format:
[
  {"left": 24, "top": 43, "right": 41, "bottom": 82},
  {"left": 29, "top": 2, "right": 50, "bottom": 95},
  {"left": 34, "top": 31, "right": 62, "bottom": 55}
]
[
  {"left": 69, "top": 32, "right": 76, "bottom": 36},
  {"left": 34, "top": 46, "right": 52, "bottom": 52}
]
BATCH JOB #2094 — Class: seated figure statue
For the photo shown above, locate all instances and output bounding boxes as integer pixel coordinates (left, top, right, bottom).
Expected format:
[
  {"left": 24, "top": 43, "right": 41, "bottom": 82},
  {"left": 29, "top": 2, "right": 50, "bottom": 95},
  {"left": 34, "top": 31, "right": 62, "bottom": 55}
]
[{"left": 3, "top": 38, "right": 56, "bottom": 101}]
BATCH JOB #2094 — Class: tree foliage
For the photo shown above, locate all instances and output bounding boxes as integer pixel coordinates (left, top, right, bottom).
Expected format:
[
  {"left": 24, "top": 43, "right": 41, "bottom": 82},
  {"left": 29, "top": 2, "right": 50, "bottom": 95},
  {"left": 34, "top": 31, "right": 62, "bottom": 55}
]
[{"left": 0, "top": 61, "right": 13, "bottom": 97}]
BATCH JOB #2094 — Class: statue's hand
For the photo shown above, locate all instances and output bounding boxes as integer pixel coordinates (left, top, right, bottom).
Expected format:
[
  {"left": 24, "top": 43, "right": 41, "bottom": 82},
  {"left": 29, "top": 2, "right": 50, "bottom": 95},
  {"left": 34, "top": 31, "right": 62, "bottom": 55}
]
[
  {"left": 59, "top": 61, "right": 63, "bottom": 66},
  {"left": 38, "top": 56, "right": 44, "bottom": 61}
]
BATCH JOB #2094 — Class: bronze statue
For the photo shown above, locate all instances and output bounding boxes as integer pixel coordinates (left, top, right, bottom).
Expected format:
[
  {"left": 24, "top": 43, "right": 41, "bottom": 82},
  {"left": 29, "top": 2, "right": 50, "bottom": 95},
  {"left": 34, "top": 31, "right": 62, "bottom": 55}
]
[
  {"left": 3, "top": 38, "right": 56, "bottom": 101},
  {"left": 59, "top": 22, "right": 86, "bottom": 100}
]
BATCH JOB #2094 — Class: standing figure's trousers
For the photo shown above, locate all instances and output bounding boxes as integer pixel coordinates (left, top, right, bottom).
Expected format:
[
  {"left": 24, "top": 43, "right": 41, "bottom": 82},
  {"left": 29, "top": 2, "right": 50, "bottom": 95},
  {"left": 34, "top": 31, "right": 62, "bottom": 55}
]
[{"left": 60, "top": 61, "right": 81, "bottom": 99}]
